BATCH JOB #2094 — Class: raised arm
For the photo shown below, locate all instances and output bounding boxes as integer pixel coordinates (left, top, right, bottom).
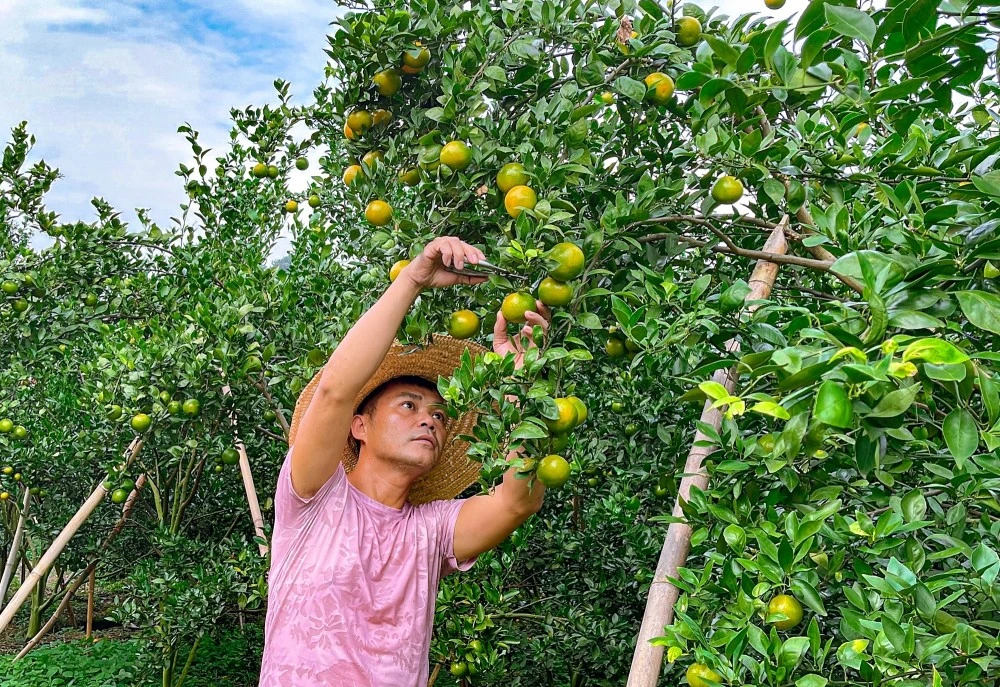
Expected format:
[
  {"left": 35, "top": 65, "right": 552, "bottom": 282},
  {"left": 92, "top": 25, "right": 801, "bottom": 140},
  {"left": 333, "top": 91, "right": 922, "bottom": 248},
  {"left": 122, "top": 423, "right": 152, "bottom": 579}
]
[{"left": 290, "top": 237, "right": 486, "bottom": 498}]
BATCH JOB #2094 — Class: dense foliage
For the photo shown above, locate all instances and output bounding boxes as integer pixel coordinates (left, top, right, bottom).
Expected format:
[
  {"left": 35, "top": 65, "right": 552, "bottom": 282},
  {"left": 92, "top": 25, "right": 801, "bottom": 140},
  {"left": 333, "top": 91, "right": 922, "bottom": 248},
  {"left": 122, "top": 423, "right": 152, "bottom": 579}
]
[{"left": 3, "top": 0, "right": 1000, "bottom": 685}]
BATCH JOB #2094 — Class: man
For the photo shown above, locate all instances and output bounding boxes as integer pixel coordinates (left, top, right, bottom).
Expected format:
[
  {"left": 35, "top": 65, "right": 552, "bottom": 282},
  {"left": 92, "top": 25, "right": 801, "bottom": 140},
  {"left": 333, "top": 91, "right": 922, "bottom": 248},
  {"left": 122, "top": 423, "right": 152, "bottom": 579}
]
[{"left": 258, "top": 236, "right": 551, "bottom": 686}]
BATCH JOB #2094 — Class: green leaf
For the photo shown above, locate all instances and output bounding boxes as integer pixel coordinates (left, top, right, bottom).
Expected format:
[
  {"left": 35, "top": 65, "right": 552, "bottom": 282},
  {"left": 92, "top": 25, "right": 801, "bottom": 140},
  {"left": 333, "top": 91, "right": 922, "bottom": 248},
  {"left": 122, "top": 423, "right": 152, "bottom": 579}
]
[
  {"left": 978, "top": 368, "right": 1000, "bottom": 425},
  {"left": 942, "top": 408, "right": 978, "bottom": 467},
  {"left": 576, "top": 312, "right": 602, "bottom": 329},
  {"left": 614, "top": 76, "right": 647, "bottom": 103},
  {"left": 901, "top": 489, "right": 927, "bottom": 522},
  {"left": 955, "top": 291, "right": 1000, "bottom": 335},
  {"left": 796, "top": 676, "right": 828, "bottom": 687},
  {"left": 813, "top": 381, "right": 853, "bottom": 428},
  {"left": 510, "top": 421, "right": 548, "bottom": 440},
  {"left": 882, "top": 614, "right": 907, "bottom": 653},
  {"left": 749, "top": 401, "right": 790, "bottom": 420},
  {"left": 676, "top": 71, "right": 711, "bottom": 90},
  {"left": 972, "top": 171, "right": 1000, "bottom": 198},
  {"left": 901, "top": 338, "right": 969, "bottom": 365},
  {"left": 791, "top": 578, "right": 828, "bottom": 617},
  {"left": 779, "top": 636, "right": 811, "bottom": 670},
  {"left": 866, "top": 384, "right": 919, "bottom": 418},
  {"left": 699, "top": 381, "right": 731, "bottom": 401},
  {"left": 724, "top": 524, "right": 746, "bottom": 553},
  {"left": 825, "top": 5, "right": 877, "bottom": 47}
]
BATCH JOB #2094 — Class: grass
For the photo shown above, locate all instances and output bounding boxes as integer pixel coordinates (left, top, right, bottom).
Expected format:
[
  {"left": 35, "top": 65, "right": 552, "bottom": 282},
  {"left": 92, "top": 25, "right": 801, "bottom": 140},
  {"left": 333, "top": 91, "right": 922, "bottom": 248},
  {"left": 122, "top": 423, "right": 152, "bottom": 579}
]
[{"left": 0, "top": 622, "right": 264, "bottom": 687}]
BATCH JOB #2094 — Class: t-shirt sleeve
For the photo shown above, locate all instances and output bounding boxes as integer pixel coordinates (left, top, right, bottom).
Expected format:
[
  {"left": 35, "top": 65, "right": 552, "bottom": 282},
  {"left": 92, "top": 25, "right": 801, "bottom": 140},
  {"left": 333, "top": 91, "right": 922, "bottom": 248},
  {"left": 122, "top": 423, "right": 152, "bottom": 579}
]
[
  {"left": 434, "top": 498, "right": 479, "bottom": 578},
  {"left": 274, "top": 445, "right": 346, "bottom": 529}
]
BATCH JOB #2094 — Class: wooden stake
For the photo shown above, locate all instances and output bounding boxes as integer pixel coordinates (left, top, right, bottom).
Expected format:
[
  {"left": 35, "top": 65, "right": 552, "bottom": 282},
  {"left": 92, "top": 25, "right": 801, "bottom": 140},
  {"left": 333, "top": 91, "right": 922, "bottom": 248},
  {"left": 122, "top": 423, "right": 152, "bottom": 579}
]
[
  {"left": 86, "top": 567, "right": 95, "bottom": 640},
  {"left": 222, "top": 384, "right": 269, "bottom": 557},
  {"left": 14, "top": 473, "right": 147, "bottom": 659},
  {"left": 627, "top": 219, "right": 788, "bottom": 687},
  {"left": 0, "top": 438, "right": 143, "bottom": 637},
  {"left": 0, "top": 486, "right": 31, "bottom": 608}
]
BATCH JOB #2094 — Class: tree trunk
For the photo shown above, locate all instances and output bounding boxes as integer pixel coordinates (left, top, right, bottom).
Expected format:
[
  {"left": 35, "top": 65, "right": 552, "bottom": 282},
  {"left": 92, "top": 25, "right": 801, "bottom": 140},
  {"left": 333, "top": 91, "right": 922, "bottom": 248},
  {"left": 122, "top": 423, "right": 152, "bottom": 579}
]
[{"left": 627, "top": 220, "right": 788, "bottom": 687}]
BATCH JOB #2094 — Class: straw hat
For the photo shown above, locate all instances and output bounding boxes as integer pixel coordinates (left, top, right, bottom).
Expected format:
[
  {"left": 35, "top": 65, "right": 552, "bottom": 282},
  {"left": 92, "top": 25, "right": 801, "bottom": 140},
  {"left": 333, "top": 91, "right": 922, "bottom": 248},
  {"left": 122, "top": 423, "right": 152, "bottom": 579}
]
[{"left": 288, "top": 334, "right": 489, "bottom": 505}]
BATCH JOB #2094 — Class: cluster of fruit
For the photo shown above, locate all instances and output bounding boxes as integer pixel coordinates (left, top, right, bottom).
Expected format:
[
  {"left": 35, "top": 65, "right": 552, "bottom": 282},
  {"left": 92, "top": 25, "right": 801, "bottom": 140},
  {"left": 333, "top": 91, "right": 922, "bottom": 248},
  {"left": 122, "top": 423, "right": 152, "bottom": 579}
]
[
  {"left": 106, "top": 392, "right": 203, "bottom": 436},
  {"left": 0, "top": 417, "right": 28, "bottom": 441}
]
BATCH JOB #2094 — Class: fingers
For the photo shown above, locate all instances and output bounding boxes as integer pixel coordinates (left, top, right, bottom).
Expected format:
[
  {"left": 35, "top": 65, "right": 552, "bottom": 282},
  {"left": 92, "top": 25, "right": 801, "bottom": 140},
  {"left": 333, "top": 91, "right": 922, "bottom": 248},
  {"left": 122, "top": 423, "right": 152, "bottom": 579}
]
[
  {"left": 523, "top": 309, "right": 550, "bottom": 332},
  {"left": 493, "top": 309, "right": 509, "bottom": 344}
]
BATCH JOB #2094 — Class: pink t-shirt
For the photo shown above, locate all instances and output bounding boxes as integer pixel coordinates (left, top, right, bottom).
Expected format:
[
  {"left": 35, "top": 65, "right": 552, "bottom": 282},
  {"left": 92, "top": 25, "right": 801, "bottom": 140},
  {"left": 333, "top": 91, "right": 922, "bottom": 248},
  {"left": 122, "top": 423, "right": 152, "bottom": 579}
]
[{"left": 258, "top": 447, "right": 478, "bottom": 686}]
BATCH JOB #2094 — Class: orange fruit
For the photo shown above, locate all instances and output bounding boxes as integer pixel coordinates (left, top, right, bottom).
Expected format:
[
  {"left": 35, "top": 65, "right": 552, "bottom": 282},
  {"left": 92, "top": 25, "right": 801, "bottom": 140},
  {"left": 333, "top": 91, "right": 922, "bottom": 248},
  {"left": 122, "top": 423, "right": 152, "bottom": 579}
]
[
  {"left": 84, "top": 293, "right": 98, "bottom": 307},
  {"left": 644, "top": 72, "right": 675, "bottom": 105},
  {"left": 344, "top": 122, "right": 359, "bottom": 140},
  {"left": 0, "top": 492, "right": 8, "bottom": 501},
  {"left": 372, "top": 109, "right": 393, "bottom": 128},
  {"left": 182, "top": 398, "right": 200, "bottom": 416},
  {"left": 284, "top": 200, "right": 298, "bottom": 213},
  {"left": 11, "top": 426, "right": 27, "bottom": 440},
  {"left": 365, "top": 200, "right": 393, "bottom": 226},
  {"left": 389, "top": 260, "right": 410, "bottom": 282},
  {"left": 501, "top": 292, "right": 537, "bottom": 323},
  {"left": 12, "top": 299, "right": 27, "bottom": 313},
  {"left": 538, "top": 277, "right": 573, "bottom": 307},
  {"left": 252, "top": 162, "right": 267, "bottom": 178},
  {"left": 0, "top": 419, "right": 12, "bottom": 433},
  {"left": 346, "top": 109, "right": 373, "bottom": 135},
  {"left": 361, "top": 150, "right": 384, "bottom": 169},
  {"left": 402, "top": 44, "right": 431, "bottom": 70},
  {"left": 496, "top": 162, "right": 529, "bottom": 192},
  {"left": 343, "top": 164, "right": 363, "bottom": 186},
  {"left": 222, "top": 448, "right": 240, "bottom": 465},
  {"left": 767, "top": 594, "right": 803, "bottom": 630},
  {"left": 544, "top": 398, "right": 579, "bottom": 433},
  {"left": 567, "top": 396, "right": 588, "bottom": 425},
  {"left": 373, "top": 68, "right": 402, "bottom": 96},
  {"left": 599, "top": 91, "right": 614, "bottom": 105},
  {"left": 111, "top": 489, "right": 129, "bottom": 504},
  {"left": 440, "top": 141, "right": 472, "bottom": 171},
  {"left": 447, "top": 310, "right": 480, "bottom": 339},
  {"left": 267, "top": 164, "right": 279, "bottom": 178},
  {"left": 765, "top": 0, "right": 786, "bottom": 8},
  {"left": 130, "top": 413, "right": 152, "bottom": 433},
  {"left": 399, "top": 168, "right": 420, "bottom": 186},
  {"left": 686, "top": 663, "right": 723, "bottom": 687},
  {"left": 308, "top": 194, "right": 321, "bottom": 208},
  {"left": 676, "top": 16, "right": 702, "bottom": 47},
  {"left": 548, "top": 242, "right": 585, "bottom": 281},
  {"left": 295, "top": 157, "right": 309, "bottom": 170},
  {"left": 536, "top": 454, "right": 571, "bottom": 487},
  {"left": 504, "top": 185, "right": 537, "bottom": 218},
  {"left": 711, "top": 175, "right": 744, "bottom": 204},
  {"left": 606, "top": 338, "right": 626, "bottom": 358}
]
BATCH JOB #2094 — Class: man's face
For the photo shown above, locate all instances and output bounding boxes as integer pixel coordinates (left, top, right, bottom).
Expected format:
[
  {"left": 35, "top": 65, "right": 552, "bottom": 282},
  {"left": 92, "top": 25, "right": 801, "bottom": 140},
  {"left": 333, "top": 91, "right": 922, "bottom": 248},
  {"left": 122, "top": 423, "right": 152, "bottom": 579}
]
[{"left": 350, "top": 381, "right": 448, "bottom": 477}]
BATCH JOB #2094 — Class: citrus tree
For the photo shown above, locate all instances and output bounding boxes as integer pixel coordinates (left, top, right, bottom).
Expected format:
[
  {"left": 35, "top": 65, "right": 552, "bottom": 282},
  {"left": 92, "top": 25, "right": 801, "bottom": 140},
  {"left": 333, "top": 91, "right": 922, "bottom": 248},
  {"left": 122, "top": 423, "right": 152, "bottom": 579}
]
[{"left": 4, "top": 0, "right": 1000, "bottom": 685}]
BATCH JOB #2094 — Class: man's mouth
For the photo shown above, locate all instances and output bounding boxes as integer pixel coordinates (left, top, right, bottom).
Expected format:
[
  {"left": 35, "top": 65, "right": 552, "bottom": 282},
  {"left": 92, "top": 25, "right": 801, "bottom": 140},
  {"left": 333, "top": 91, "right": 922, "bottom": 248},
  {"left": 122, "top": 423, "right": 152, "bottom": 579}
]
[{"left": 413, "top": 436, "right": 436, "bottom": 448}]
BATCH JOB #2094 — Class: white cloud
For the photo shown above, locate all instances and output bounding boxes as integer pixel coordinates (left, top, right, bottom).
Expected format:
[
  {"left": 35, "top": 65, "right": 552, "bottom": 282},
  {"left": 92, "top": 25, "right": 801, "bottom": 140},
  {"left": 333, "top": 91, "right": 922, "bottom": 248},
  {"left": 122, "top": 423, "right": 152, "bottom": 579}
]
[{"left": 0, "top": 0, "right": 339, "bottom": 255}]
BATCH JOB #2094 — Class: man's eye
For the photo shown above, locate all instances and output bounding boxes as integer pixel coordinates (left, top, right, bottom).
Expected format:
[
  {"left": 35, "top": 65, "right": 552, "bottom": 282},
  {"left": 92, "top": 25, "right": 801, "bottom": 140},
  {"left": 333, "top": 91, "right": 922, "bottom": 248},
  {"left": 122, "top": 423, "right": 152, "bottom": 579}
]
[
  {"left": 433, "top": 412, "right": 445, "bottom": 421},
  {"left": 402, "top": 401, "right": 413, "bottom": 409}
]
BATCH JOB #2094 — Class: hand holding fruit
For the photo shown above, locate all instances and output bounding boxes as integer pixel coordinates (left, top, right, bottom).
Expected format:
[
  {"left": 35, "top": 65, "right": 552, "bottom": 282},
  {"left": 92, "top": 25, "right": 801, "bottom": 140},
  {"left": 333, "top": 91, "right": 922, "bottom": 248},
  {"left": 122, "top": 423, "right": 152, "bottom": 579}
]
[
  {"left": 402, "top": 237, "right": 488, "bottom": 289},
  {"left": 493, "top": 299, "right": 551, "bottom": 370}
]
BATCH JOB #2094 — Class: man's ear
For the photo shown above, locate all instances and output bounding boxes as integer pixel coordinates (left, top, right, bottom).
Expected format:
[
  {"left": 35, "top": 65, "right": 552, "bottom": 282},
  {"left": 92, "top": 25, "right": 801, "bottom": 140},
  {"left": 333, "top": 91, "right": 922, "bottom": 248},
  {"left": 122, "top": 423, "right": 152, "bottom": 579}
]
[{"left": 350, "top": 414, "right": 367, "bottom": 445}]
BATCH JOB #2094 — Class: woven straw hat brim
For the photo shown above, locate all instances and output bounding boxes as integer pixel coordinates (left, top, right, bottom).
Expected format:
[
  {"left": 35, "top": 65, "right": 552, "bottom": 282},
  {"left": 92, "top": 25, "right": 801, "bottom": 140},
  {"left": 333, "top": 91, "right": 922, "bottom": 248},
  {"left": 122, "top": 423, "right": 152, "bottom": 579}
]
[{"left": 288, "top": 334, "right": 488, "bottom": 505}]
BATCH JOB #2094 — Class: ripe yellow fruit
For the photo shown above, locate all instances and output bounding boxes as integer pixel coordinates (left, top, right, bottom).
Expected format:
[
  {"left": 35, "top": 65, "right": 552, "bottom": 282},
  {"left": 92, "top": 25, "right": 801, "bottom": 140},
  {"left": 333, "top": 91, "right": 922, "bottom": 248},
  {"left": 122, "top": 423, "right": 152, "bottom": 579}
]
[
  {"left": 538, "top": 277, "right": 573, "bottom": 307},
  {"left": 361, "top": 150, "right": 384, "bottom": 168},
  {"left": 346, "top": 110, "right": 373, "bottom": 135},
  {"left": 343, "top": 164, "right": 363, "bottom": 187},
  {"left": 504, "top": 185, "right": 537, "bottom": 218},
  {"left": 389, "top": 260, "right": 410, "bottom": 282},
  {"left": 676, "top": 16, "right": 702, "bottom": 47},
  {"left": 711, "top": 175, "right": 744, "bottom": 204},
  {"left": 536, "top": 454, "right": 571, "bottom": 488},
  {"left": 447, "top": 310, "right": 480, "bottom": 339},
  {"left": 130, "top": 413, "right": 152, "bottom": 433},
  {"left": 284, "top": 200, "right": 298, "bottom": 213},
  {"left": 252, "top": 162, "right": 267, "bottom": 178},
  {"left": 501, "top": 292, "right": 537, "bottom": 324},
  {"left": 567, "top": 396, "right": 588, "bottom": 425},
  {"left": 767, "top": 594, "right": 804, "bottom": 631},
  {"left": 308, "top": 195, "right": 321, "bottom": 208},
  {"left": 764, "top": 0, "right": 786, "bottom": 8},
  {"left": 344, "top": 122, "right": 359, "bottom": 141},
  {"left": 365, "top": 200, "right": 393, "bottom": 226},
  {"left": 440, "top": 141, "right": 473, "bottom": 171},
  {"left": 372, "top": 109, "right": 393, "bottom": 128},
  {"left": 544, "top": 398, "right": 579, "bottom": 433},
  {"left": 496, "top": 162, "right": 529, "bottom": 193},
  {"left": 644, "top": 72, "right": 675, "bottom": 105},
  {"left": 606, "top": 338, "right": 626, "bottom": 358},
  {"left": 686, "top": 663, "right": 723, "bottom": 687},
  {"left": 402, "top": 43, "right": 431, "bottom": 71},
  {"left": 373, "top": 68, "right": 402, "bottom": 96},
  {"left": 548, "top": 242, "right": 585, "bottom": 281},
  {"left": 399, "top": 168, "right": 421, "bottom": 186},
  {"left": 599, "top": 91, "right": 614, "bottom": 105}
]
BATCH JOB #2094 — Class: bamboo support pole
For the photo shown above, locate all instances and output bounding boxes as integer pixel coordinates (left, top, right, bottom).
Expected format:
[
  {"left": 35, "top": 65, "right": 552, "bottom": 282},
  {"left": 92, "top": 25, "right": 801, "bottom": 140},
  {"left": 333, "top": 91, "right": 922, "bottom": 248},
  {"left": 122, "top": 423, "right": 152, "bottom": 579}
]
[
  {"left": 222, "top": 384, "right": 268, "bottom": 556},
  {"left": 0, "top": 438, "right": 143, "bottom": 637},
  {"left": 14, "top": 473, "right": 148, "bottom": 659},
  {"left": 0, "top": 486, "right": 31, "bottom": 607},
  {"left": 626, "top": 219, "right": 789, "bottom": 687},
  {"left": 86, "top": 568, "right": 95, "bottom": 639}
]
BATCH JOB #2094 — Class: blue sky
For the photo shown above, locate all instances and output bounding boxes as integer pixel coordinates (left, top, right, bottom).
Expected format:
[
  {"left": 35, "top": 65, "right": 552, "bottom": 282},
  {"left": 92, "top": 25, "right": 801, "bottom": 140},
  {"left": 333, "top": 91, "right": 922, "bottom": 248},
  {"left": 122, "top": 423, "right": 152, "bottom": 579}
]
[{"left": 1, "top": 0, "right": 805, "bottom": 258}]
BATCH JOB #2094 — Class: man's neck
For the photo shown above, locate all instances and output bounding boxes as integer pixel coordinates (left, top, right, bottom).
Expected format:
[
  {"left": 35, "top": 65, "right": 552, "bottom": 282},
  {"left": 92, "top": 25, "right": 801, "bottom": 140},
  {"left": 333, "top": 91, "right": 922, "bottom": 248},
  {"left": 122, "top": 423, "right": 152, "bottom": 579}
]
[{"left": 346, "top": 456, "right": 414, "bottom": 510}]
